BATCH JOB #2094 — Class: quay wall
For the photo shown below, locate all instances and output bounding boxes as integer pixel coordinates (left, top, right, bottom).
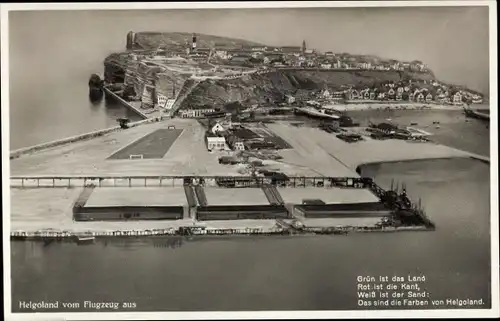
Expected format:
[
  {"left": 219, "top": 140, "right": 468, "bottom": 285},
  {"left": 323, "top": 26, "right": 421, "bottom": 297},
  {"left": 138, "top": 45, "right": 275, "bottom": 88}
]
[
  {"left": 9, "top": 224, "right": 433, "bottom": 240},
  {"left": 355, "top": 155, "right": 490, "bottom": 172}
]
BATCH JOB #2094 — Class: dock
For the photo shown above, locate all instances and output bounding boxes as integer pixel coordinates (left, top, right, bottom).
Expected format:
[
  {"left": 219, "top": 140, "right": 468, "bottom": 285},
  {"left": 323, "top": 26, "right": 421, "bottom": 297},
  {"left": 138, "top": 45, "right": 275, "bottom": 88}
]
[{"left": 294, "top": 107, "right": 340, "bottom": 120}]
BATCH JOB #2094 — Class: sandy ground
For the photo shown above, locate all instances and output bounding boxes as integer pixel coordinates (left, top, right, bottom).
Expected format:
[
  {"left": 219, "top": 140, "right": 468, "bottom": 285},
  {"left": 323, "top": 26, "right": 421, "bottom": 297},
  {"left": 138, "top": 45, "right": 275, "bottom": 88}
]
[
  {"left": 9, "top": 118, "right": 486, "bottom": 234},
  {"left": 10, "top": 118, "right": 241, "bottom": 177},
  {"left": 9, "top": 187, "right": 279, "bottom": 233},
  {"left": 266, "top": 122, "right": 481, "bottom": 172}
]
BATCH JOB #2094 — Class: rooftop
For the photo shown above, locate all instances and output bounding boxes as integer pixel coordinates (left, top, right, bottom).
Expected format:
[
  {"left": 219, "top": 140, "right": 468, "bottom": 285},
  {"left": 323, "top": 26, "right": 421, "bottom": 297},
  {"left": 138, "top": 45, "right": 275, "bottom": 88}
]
[
  {"left": 204, "top": 187, "right": 270, "bottom": 206},
  {"left": 84, "top": 187, "right": 187, "bottom": 207},
  {"left": 277, "top": 187, "right": 380, "bottom": 204}
]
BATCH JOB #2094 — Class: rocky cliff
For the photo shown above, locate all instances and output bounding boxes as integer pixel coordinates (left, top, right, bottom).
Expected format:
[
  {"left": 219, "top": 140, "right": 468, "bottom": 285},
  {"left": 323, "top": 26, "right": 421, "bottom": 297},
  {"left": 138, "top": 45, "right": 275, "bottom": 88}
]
[{"left": 180, "top": 69, "right": 438, "bottom": 110}]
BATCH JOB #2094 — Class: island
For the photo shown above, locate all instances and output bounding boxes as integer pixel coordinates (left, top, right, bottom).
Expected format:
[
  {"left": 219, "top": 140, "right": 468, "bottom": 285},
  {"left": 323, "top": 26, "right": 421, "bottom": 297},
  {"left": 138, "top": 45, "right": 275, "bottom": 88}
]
[{"left": 10, "top": 31, "right": 489, "bottom": 242}]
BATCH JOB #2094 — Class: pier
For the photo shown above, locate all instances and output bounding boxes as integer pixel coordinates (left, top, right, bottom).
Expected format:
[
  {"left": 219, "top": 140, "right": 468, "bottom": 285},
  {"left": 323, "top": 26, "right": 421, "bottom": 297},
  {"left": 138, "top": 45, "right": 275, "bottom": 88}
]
[{"left": 294, "top": 107, "right": 340, "bottom": 120}]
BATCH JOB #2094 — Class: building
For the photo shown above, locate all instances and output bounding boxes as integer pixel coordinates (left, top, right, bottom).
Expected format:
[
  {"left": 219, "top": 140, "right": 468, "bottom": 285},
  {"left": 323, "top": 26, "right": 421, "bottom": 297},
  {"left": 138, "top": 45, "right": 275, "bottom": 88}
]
[
  {"left": 325, "top": 51, "right": 334, "bottom": 57},
  {"left": 252, "top": 46, "right": 267, "bottom": 51},
  {"left": 156, "top": 93, "right": 169, "bottom": 108},
  {"left": 453, "top": 92, "right": 463, "bottom": 105},
  {"left": 233, "top": 139, "right": 245, "bottom": 151},
  {"left": 321, "top": 88, "right": 331, "bottom": 99},
  {"left": 165, "top": 99, "right": 175, "bottom": 110},
  {"left": 206, "top": 133, "right": 228, "bottom": 151},
  {"left": 215, "top": 49, "right": 229, "bottom": 59},
  {"left": 320, "top": 63, "right": 332, "bottom": 69},
  {"left": 179, "top": 108, "right": 216, "bottom": 118},
  {"left": 285, "top": 95, "right": 296, "bottom": 104},
  {"left": 425, "top": 93, "right": 433, "bottom": 102},
  {"left": 348, "top": 89, "right": 360, "bottom": 100},
  {"left": 332, "top": 91, "right": 345, "bottom": 101},
  {"left": 387, "top": 88, "right": 396, "bottom": 99},
  {"left": 416, "top": 93, "right": 425, "bottom": 103},
  {"left": 211, "top": 121, "right": 226, "bottom": 135}
]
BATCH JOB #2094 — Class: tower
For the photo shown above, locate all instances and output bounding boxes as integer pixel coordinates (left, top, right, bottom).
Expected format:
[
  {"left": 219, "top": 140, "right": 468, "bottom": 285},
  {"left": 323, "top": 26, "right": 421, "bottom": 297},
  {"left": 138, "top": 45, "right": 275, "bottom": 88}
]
[
  {"left": 126, "top": 31, "right": 136, "bottom": 50},
  {"left": 302, "top": 40, "right": 306, "bottom": 54},
  {"left": 192, "top": 33, "right": 197, "bottom": 52}
]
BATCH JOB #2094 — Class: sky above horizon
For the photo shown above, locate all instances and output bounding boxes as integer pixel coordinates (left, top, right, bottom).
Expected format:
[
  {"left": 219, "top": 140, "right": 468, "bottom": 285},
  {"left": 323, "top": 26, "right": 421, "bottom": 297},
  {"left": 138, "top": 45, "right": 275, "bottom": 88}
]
[{"left": 8, "top": 5, "right": 490, "bottom": 95}]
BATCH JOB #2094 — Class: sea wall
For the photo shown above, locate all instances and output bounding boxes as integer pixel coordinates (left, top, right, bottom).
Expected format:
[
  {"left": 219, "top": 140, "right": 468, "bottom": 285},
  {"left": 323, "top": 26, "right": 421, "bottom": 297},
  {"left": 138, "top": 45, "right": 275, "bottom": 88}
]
[
  {"left": 10, "top": 224, "right": 433, "bottom": 240},
  {"left": 9, "top": 116, "right": 166, "bottom": 160}
]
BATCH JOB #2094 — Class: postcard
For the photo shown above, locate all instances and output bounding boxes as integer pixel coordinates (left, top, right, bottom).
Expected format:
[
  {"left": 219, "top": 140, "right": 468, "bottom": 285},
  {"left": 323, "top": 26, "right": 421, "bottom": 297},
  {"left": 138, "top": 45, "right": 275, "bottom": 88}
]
[{"left": 2, "top": 1, "right": 498, "bottom": 320}]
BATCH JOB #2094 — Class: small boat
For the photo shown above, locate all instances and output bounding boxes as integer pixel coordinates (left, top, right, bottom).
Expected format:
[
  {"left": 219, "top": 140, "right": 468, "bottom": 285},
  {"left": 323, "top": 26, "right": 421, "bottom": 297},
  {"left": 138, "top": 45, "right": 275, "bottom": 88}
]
[
  {"left": 432, "top": 121, "right": 440, "bottom": 125},
  {"left": 410, "top": 122, "right": 418, "bottom": 126},
  {"left": 77, "top": 236, "right": 95, "bottom": 241},
  {"left": 75, "top": 233, "right": 95, "bottom": 244}
]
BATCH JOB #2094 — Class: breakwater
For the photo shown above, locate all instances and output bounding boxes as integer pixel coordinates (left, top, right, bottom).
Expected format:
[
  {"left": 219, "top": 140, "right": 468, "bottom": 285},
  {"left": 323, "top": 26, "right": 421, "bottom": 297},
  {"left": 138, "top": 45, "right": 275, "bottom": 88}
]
[{"left": 9, "top": 115, "right": 166, "bottom": 160}]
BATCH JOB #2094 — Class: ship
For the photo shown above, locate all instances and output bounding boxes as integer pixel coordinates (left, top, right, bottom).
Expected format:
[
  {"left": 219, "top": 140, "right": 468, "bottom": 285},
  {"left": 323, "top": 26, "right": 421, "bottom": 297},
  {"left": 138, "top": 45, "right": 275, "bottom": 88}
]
[{"left": 462, "top": 104, "right": 489, "bottom": 122}]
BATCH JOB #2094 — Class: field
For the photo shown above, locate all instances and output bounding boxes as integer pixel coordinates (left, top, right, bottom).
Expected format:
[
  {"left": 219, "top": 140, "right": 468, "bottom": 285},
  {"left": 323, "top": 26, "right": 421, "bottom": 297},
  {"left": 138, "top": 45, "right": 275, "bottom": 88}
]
[
  {"left": 108, "top": 128, "right": 183, "bottom": 159},
  {"left": 10, "top": 119, "right": 242, "bottom": 177}
]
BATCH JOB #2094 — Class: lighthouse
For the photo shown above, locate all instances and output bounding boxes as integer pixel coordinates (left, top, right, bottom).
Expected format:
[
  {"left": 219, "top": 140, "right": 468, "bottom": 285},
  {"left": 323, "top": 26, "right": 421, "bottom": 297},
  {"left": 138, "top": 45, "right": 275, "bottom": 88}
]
[{"left": 191, "top": 33, "right": 197, "bottom": 52}]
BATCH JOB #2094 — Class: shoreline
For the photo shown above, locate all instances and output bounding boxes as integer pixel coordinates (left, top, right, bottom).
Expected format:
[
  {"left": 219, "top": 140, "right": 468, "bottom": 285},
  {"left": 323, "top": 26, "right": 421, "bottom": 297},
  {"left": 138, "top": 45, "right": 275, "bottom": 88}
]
[
  {"left": 10, "top": 224, "right": 433, "bottom": 240},
  {"left": 9, "top": 103, "right": 487, "bottom": 158},
  {"left": 8, "top": 109, "right": 489, "bottom": 240},
  {"left": 326, "top": 102, "right": 470, "bottom": 112}
]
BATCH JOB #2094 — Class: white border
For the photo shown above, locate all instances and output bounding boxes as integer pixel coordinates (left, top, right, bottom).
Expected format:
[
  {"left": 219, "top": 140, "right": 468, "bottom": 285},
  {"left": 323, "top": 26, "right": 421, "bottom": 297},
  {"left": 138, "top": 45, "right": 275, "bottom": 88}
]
[{"left": 1, "top": 1, "right": 498, "bottom": 320}]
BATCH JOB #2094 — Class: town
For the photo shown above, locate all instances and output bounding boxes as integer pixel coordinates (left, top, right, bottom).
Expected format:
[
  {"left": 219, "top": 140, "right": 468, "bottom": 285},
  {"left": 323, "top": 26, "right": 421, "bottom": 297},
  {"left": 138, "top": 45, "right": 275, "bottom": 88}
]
[{"left": 101, "top": 31, "right": 484, "bottom": 120}]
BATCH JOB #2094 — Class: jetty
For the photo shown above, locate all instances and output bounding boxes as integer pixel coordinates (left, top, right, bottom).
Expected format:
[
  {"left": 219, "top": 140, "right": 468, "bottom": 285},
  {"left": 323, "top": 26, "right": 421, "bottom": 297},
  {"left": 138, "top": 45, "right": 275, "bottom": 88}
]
[{"left": 294, "top": 107, "right": 340, "bottom": 120}]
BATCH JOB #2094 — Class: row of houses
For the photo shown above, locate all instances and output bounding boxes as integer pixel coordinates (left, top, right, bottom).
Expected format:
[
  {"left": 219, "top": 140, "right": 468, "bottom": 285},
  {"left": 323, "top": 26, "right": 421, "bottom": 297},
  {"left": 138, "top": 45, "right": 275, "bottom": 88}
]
[{"left": 342, "top": 88, "right": 465, "bottom": 104}]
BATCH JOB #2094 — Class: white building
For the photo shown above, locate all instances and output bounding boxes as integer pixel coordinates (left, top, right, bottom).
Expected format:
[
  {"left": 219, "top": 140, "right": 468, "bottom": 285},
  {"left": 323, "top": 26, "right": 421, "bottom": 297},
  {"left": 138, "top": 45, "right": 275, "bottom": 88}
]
[
  {"left": 180, "top": 108, "right": 216, "bottom": 118},
  {"left": 321, "top": 89, "right": 331, "bottom": 99},
  {"left": 211, "top": 122, "right": 226, "bottom": 135},
  {"left": 285, "top": 95, "right": 296, "bottom": 104},
  {"left": 453, "top": 92, "right": 463, "bottom": 105},
  {"left": 233, "top": 140, "right": 245, "bottom": 151},
  {"left": 165, "top": 99, "right": 175, "bottom": 110},
  {"left": 206, "top": 136, "right": 228, "bottom": 151},
  {"left": 156, "top": 93, "right": 168, "bottom": 108}
]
